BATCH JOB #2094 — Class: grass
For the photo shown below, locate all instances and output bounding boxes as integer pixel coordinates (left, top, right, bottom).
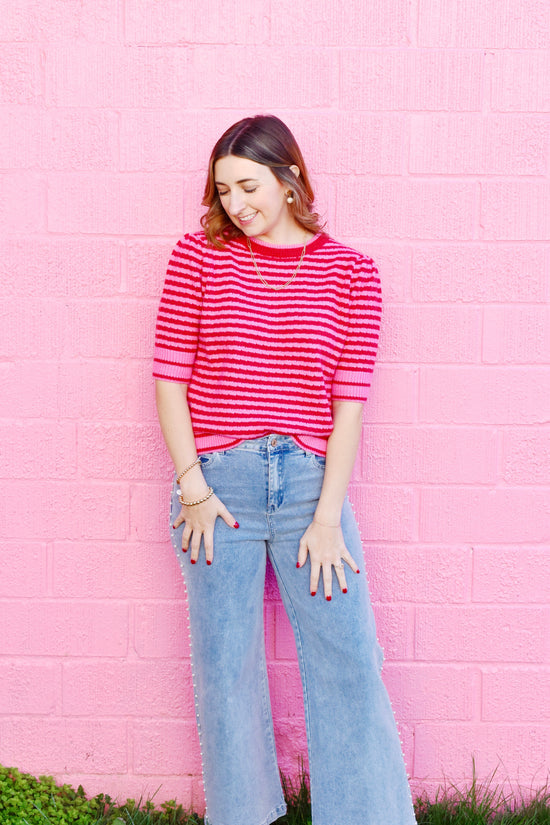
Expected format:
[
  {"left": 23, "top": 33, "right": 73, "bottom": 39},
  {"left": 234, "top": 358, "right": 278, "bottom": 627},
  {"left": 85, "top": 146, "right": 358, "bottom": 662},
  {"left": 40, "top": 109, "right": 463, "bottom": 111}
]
[{"left": 2, "top": 762, "right": 550, "bottom": 824}]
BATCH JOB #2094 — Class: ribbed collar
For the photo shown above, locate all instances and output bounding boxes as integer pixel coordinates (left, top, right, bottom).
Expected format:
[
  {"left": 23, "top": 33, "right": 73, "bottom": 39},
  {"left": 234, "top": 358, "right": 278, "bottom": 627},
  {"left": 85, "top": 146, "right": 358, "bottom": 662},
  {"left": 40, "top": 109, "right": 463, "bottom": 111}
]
[{"left": 237, "top": 232, "right": 328, "bottom": 258}]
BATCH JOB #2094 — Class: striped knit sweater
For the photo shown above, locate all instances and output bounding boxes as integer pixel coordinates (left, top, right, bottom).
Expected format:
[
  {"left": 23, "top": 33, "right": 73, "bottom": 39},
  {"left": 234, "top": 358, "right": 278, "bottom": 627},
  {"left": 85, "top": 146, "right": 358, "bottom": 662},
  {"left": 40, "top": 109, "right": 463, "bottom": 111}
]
[{"left": 153, "top": 231, "right": 382, "bottom": 456}]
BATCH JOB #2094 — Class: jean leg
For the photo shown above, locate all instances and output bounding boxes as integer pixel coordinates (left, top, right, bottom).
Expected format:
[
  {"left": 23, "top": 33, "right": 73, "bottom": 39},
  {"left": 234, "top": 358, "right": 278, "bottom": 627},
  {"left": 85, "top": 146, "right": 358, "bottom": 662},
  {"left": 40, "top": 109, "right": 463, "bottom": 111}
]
[
  {"left": 170, "top": 451, "right": 286, "bottom": 825},
  {"left": 268, "top": 453, "right": 416, "bottom": 825}
]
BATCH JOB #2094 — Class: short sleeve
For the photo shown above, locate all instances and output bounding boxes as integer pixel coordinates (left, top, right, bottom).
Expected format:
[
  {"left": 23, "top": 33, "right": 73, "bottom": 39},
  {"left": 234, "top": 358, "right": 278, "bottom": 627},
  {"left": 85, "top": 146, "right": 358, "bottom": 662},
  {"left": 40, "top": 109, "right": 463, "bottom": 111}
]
[
  {"left": 331, "top": 257, "right": 382, "bottom": 402},
  {"left": 152, "top": 233, "right": 205, "bottom": 383}
]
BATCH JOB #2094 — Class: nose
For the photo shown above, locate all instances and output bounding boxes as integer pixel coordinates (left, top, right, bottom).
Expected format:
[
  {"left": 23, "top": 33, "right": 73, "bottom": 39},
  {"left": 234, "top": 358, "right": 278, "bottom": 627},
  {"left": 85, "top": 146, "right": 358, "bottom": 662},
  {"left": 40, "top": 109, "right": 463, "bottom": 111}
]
[{"left": 227, "top": 190, "right": 246, "bottom": 216}]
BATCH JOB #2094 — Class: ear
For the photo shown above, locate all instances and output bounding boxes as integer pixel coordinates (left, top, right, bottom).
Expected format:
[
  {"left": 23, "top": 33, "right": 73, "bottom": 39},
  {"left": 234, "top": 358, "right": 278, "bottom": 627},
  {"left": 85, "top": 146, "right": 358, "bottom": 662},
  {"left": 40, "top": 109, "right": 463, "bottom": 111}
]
[{"left": 289, "top": 164, "right": 300, "bottom": 178}]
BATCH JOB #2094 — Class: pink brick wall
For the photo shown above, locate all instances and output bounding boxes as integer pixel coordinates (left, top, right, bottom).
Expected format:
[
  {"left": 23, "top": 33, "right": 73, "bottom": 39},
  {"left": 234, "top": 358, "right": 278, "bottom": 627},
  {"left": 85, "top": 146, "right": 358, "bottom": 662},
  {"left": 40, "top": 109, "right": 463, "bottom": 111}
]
[{"left": 1, "top": 0, "right": 549, "bottom": 809}]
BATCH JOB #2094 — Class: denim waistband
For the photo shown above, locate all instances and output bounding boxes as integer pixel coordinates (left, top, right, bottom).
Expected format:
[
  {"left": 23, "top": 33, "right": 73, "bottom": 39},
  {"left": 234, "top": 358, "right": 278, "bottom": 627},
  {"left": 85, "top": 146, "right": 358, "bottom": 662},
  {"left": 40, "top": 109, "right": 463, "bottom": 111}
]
[{"left": 229, "top": 434, "right": 306, "bottom": 456}]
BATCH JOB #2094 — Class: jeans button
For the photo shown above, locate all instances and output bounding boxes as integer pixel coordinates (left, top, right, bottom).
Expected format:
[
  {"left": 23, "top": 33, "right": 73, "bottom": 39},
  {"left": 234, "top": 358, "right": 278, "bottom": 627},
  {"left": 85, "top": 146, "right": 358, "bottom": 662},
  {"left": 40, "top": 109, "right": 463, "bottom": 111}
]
[{"left": 271, "top": 438, "right": 277, "bottom": 447}]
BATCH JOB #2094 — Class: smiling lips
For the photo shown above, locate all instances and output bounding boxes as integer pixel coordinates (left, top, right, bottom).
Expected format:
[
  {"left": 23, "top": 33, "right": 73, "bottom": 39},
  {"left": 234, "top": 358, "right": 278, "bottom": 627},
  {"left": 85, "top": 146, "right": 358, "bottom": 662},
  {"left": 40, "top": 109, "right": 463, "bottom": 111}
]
[{"left": 237, "top": 211, "right": 258, "bottom": 225}]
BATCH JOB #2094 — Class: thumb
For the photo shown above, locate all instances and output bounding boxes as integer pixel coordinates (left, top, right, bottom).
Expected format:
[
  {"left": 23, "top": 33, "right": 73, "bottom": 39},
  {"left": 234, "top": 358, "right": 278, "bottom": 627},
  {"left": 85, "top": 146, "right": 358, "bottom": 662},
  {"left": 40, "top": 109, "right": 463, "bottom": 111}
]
[{"left": 219, "top": 503, "right": 239, "bottom": 529}]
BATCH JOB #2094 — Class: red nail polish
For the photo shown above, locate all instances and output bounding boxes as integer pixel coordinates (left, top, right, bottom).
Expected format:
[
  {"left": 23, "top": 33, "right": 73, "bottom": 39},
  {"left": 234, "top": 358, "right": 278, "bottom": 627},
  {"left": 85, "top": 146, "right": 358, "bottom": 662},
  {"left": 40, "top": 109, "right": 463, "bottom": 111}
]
[
  {"left": 172, "top": 525, "right": 176, "bottom": 529},
  {"left": 356, "top": 569, "right": 360, "bottom": 574},
  {"left": 191, "top": 559, "right": 196, "bottom": 565},
  {"left": 343, "top": 588, "right": 348, "bottom": 594},
  {"left": 311, "top": 591, "right": 316, "bottom": 597},
  {"left": 182, "top": 547, "right": 187, "bottom": 553},
  {"left": 326, "top": 595, "right": 332, "bottom": 602},
  {"left": 207, "top": 560, "right": 212, "bottom": 566},
  {"left": 296, "top": 562, "right": 300, "bottom": 568},
  {"left": 234, "top": 521, "right": 239, "bottom": 529}
]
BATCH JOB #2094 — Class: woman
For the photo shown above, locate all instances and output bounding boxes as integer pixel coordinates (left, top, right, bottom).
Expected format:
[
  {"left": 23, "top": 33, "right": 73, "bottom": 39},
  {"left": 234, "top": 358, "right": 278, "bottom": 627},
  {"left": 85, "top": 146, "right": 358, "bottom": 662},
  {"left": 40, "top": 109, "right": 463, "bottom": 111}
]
[{"left": 154, "top": 115, "right": 416, "bottom": 825}]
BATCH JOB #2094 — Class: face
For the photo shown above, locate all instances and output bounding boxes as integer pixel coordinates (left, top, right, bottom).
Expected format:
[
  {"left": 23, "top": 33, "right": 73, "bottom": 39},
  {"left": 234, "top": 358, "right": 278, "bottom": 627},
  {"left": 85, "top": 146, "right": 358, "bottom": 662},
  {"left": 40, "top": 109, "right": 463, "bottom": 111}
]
[{"left": 214, "top": 155, "right": 300, "bottom": 244}]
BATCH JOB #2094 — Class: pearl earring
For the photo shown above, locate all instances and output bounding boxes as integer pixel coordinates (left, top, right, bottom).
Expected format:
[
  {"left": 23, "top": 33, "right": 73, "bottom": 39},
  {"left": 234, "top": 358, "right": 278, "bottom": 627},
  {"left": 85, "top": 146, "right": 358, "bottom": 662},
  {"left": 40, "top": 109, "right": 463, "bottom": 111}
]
[{"left": 286, "top": 191, "right": 295, "bottom": 204}]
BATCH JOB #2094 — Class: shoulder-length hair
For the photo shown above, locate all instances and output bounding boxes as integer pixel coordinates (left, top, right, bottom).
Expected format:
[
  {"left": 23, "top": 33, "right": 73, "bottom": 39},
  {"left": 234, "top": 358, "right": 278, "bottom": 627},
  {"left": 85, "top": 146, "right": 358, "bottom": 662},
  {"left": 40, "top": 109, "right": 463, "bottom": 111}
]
[{"left": 201, "top": 115, "right": 324, "bottom": 248}]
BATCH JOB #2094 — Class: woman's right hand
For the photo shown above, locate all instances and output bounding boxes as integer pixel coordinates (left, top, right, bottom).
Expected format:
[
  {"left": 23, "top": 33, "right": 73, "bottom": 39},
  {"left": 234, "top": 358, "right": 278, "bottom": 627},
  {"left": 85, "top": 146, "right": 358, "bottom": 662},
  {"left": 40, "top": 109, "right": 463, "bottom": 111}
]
[{"left": 172, "top": 476, "right": 238, "bottom": 565}]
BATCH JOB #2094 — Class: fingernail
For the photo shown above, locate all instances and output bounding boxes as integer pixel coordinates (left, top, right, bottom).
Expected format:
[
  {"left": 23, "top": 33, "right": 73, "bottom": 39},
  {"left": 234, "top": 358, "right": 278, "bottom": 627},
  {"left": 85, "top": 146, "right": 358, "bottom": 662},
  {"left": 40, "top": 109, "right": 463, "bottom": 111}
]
[
  {"left": 310, "top": 591, "right": 316, "bottom": 597},
  {"left": 326, "top": 595, "right": 332, "bottom": 602},
  {"left": 234, "top": 521, "right": 239, "bottom": 529},
  {"left": 191, "top": 559, "right": 196, "bottom": 565},
  {"left": 206, "top": 560, "right": 212, "bottom": 566},
  {"left": 182, "top": 547, "right": 187, "bottom": 553},
  {"left": 343, "top": 588, "right": 348, "bottom": 594},
  {"left": 296, "top": 562, "right": 300, "bottom": 568},
  {"left": 356, "top": 569, "right": 360, "bottom": 574},
  {"left": 172, "top": 525, "right": 176, "bottom": 529}
]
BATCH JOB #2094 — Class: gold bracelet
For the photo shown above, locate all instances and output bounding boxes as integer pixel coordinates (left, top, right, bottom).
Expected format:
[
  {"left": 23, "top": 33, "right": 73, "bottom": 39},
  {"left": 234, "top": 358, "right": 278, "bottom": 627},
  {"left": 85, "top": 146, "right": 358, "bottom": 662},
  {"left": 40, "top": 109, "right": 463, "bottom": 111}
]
[
  {"left": 176, "top": 457, "right": 200, "bottom": 484},
  {"left": 177, "top": 486, "right": 214, "bottom": 507}
]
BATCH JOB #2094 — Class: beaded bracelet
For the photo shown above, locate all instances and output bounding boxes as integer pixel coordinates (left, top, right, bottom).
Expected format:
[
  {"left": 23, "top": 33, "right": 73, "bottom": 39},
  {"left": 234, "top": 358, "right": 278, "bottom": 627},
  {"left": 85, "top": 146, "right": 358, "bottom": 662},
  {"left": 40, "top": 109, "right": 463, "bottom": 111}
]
[
  {"left": 177, "top": 486, "right": 214, "bottom": 507},
  {"left": 176, "top": 456, "right": 200, "bottom": 484}
]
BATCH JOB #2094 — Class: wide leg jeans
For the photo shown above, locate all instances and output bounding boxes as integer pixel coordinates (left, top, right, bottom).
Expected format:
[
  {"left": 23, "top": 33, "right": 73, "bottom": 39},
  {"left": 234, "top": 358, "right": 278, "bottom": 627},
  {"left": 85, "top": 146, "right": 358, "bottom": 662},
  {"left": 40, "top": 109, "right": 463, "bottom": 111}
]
[{"left": 170, "top": 435, "right": 416, "bottom": 825}]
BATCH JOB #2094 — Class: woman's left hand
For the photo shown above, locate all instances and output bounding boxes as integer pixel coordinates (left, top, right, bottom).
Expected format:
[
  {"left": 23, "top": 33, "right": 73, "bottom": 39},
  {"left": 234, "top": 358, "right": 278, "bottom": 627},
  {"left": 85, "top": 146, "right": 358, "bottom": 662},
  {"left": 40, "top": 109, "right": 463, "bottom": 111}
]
[{"left": 297, "top": 520, "right": 360, "bottom": 601}]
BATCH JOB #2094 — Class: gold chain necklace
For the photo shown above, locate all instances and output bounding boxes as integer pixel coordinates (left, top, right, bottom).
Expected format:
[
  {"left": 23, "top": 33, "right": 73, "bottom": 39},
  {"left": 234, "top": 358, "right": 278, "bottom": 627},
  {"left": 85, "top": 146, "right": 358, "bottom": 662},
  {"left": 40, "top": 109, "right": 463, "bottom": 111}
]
[{"left": 246, "top": 237, "right": 307, "bottom": 291}]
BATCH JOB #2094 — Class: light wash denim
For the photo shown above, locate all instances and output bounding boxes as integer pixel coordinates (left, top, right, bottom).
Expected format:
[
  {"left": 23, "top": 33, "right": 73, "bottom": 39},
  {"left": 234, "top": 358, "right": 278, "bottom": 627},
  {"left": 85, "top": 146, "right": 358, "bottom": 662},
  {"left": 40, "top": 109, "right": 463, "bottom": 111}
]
[{"left": 170, "top": 435, "right": 416, "bottom": 825}]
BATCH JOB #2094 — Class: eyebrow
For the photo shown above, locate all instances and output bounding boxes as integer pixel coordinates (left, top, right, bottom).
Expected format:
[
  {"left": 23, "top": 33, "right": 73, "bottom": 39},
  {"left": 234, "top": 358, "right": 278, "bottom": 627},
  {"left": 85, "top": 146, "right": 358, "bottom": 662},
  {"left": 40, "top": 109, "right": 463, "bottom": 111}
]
[{"left": 215, "top": 178, "right": 260, "bottom": 186}]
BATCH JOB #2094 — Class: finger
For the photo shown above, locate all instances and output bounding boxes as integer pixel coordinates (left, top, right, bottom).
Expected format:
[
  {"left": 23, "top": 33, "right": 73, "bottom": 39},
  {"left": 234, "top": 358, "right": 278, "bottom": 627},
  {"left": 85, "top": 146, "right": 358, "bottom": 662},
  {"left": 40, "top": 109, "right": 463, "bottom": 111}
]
[
  {"left": 297, "top": 537, "right": 308, "bottom": 569},
  {"left": 219, "top": 503, "right": 239, "bottom": 530},
  {"left": 342, "top": 550, "right": 360, "bottom": 575},
  {"left": 309, "top": 560, "right": 321, "bottom": 597},
  {"left": 189, "top": 531, "right": 202, "bottom": 565},
  {"left": 203, "top": 530, "right": 214, "bottom": 566},
  {"left": 172, "top": 509, "right": 186, "bottom": 530},
  {"left": 334, "top": 562, "right": 348, "bottom": 594},
  {"left": 181, "top": 525, "right": 192, "bottom": 552},
  {"left": 322, "top": 564, "right": 333, "bottom": 602}
]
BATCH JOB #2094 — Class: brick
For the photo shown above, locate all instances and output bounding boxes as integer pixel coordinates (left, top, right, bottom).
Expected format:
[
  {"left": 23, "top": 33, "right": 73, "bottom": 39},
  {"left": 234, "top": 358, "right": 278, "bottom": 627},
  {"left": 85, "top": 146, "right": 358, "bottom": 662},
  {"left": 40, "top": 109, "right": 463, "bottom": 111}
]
[
  {"left": 419, "top": 0, "right": 550, "bottom": 47},
  {"left": 420, "top": 486, "right": 550, "bottom": 544},
  {"left": 134, "top": 602, "right": 191, "bottom": 659},
  {"left": 187, "top": 47, "right": 339, "bottom": 109},
  {"left": 482, "top": 668, "right": 550, "bottom": 721},
  {"left": 362, "top": 366, "right": 418, "bottom": 425},
  {"left": 0, "top": 0, "right": 117, "bottom": 42},
  {"left": 268, "top": 662, "right": 305, "bottom": 719},
  {"left": 482, "top": 182, "right": 550, "bottom": 240},
  {"left": 489, "top": 51, "right": 550, "bottom": 112},
  {"left": 0, "top": 299, "right": 68, "bottom": 358},
  {"left": 0, "top": 238, "right": 122, "bottom": 297},
  {"left": 341, "top": 50, "right": 483, "bottom": 111},
  {"left": 349, "top": 485, "right": 416, "bottom": 542},
  {"left": 0, "top": 662, "right": 59, "bottom": 714},
  {"left": 415, "top": 605, "right": 547, "bottom": 662},
  {"left": 383, "top": 663, "right": 476, "bottom": 721},
  {"left": 124, "top": 0, "right": 268, "bottom": 44},
  {"left": 57, "top": 360, "right": 132, "bottom": 419},
  {"left": 53, "top": 541, "right": 183, "bottom": 600},
  {"left": 483, "top": 306, "right": 550, "bottom": 364},
  {"left": 367, "top": 545, "right": 470, "bottom": 604},
  {"left": 275, "top": 718, "right": 308, "bottom": 786},
  {"left": 64, "top": 299, "right": 157, "bottom": 358},
  {"left": 0, "top": 46, "right": 42, "bottom": 104},
  {"left": 410, "top": 114, "right": 548, "bottom": 175},
  {"left": 131, "top": 483, "right": 172, "bottom": 543},
  {"left": 0, "top": 421, "right": 76, "bottom": 478},
  {"left": 78, "top": 422, "right": 170, "bottom": 480},
  {"left": 412, "top": 244, "right": 550, "bottom": 303},
  {"left": 0, "top": 600, "right": 128, "bottom": 656},
  {"left": 344, "top": 241, "right": 410, "bottom": 303},
  {"left": 0, "top": 718, "right": 128, "bottom": 773},
  {"left": 472, "top": 547, "right": 550, "bottom": 603},
  {"left": 414, "top": 723, "right": 548, "bottom": 780},
  {"left": 502, "top": 428, "right": 550, "bottom": 484},
  {"left": 0, "top": 362, "right": 58, "bottom": 418},
  {"left": 0, "top": 481, "right": 130, "bottom": 541},
  {"left": 335, "top": 179, "right": 477, "bottom": 240},
  {"left": 288, "top": 111, "right": 407, "bottom": 175},
  {"left": 272, "top": 0, "right": 408, "bottom": 44},
  {"left": 48, "top": 174, "right": 182, "bottom": 235},
  {"left": 63, "top": 661, "right": 194, "bottom": 717},
  {"left": 0, "top": 173, "right": 44, "bottom": 232},
  {"left": 45, "top": 46, "right": 191, "bottom": 107},
  {"left": 379, "top": 305, "right": 482, "bottom": 363},
  {"left": 120, "top": 112, "right": 205, "bottom": 173},
  {"left": 419, "top": 367, "right": 550, "bottom": 424},
  {"left": 0, "top": 543, "right": 48, "bottom": 597},
  {"left": 0, "top": 108, "right": 119, "bottom": 170},
  {"left": 124, "top": 359, "right": 160, "bottom": 422},
  {"left": 361, "top": 426, "right": 497, "bottom": 484},
  {"left": 57, "top": 774, "right": 195, "bottom": 810},
  {"left": 273, "top": 603, "right": 297, "bottom": 660},
  {"left": 126, "top": 239, "right": 176, "bottom": 297},
  {"left": 132, "top": 720, "right": 200, "bottom": 774},
  {"left": 372, "top": 604, "right": 414, "bottom": 660}
]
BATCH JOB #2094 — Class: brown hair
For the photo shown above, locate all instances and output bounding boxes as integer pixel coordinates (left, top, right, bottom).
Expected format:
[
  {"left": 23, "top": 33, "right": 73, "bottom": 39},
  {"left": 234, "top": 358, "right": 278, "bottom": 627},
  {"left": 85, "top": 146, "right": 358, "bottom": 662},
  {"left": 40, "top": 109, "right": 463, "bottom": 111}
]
[{"left": 200, "top": 115, "right": 324, "bottom": 248}]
